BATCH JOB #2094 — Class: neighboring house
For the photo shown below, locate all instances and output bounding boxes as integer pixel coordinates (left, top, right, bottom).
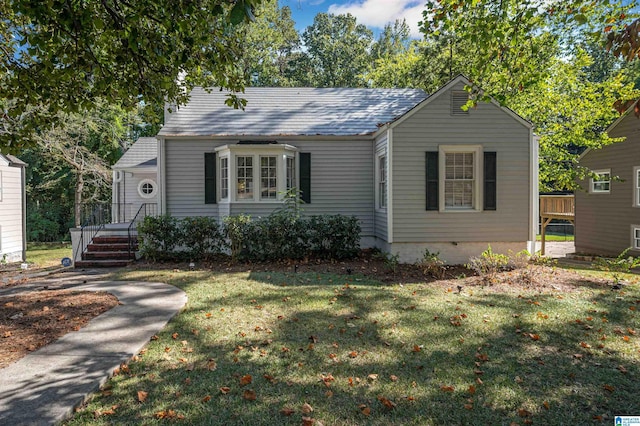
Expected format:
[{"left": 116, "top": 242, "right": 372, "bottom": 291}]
[
  {"left": 0, "top": 153, "right": 27, "bottom": 262},
  {"left": 126, "top": 75, "right": 535, "bottom": 264},
  {"left": 575, "top": 108, "right": 640, "bottom": 256},
  {"left": 111, "top": 137, "right": 158, "bottom": 222}
]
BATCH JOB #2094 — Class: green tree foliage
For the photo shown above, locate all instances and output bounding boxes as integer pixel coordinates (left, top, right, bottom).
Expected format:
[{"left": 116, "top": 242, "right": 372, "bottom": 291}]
[
  {"left": 236, "top": 0, "right": 300, "bottom": 86},
  {"left": 421, "top": 0, "right": 635, "bottom": 103},
  {"left": 371, "top": 20, "right": 411, "bottom": 61},
  {"left": 0, "top": 0, "right": 261, "bottom": 149},
  {"left": 24, "top": 101, "right": 140, "bottom": 239},
  {"left": 293, "top": 13, "right": 373, "bottom": 87},
  {"left": 508, "top": 51, "right": 639, "bottom": 191}
]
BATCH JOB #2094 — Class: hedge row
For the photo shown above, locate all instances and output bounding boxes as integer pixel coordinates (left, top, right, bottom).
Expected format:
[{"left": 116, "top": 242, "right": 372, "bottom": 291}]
[{"left": 137, "top": 212, "right": 361, "bottom": 262}]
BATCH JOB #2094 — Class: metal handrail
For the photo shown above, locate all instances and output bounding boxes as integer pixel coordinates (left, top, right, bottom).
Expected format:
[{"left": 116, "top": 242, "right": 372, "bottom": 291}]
[
  {"left": 75, "top": 204, "right": 111, "bottom": 262},
  {"left": 127, "top": 203, "right": 158, "bottom": 259}
]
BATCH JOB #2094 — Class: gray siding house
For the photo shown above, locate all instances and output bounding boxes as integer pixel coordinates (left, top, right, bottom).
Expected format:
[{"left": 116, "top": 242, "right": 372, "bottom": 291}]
[
  {"left": 111, "top": 137, "right": 158, "bottom": 222},
  {"left": 575, "top": 109, "right": 640, "bottom": 256},
  {"left": 124, "top": 76, "right": 536, "bottom": 264},
  {"left": 0, "top": 153, "right": 27, "bottom": 262}
]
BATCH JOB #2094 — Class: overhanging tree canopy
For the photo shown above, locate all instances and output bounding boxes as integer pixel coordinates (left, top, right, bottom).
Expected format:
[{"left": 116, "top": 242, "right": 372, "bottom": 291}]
[{"left": 0, "top": 0, "right": 261, "bottom": 149}]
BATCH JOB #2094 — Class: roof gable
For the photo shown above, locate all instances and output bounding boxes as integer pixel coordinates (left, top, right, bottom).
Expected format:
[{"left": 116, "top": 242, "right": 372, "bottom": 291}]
[
  {"left": 385, "top": 75, "right": 531, "bottom": 132},
  {"left": 113, "top": 137, "right": 158, "bottom": 169},
  {"left": 159, "top": 87, "right": 428, "bottom": 137}
]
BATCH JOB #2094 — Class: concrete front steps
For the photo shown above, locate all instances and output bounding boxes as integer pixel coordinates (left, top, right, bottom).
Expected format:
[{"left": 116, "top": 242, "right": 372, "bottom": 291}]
[{"left": 75, "top": 235, "right": 138, "bottom": 268}]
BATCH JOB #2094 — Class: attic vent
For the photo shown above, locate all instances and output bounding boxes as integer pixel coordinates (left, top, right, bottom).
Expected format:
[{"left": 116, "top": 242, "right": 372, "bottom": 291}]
[{"left": 451, "top": 91, "right": 470, "bottom": 115}]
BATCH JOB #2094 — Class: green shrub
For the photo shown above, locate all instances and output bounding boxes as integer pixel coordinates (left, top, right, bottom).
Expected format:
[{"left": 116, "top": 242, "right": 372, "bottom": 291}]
[
  {"left": 594, "top": 248, "right": 640, "bottom": 285},
  {"left": 308, "top": 215, "right": 360, "bottom": 259},
  {"left": 466, "top": 245, "right": 509, "bottom": 285},
  {"left": 223, "top": 214, "right": 253, "bottom": 261},
  {"left": 418, "top": 249, "right": 446, "bottom": 279},
  {"left": 137, "top": 215, "right": 181, "bottom": 261},
  {"left": 180, "top": 216, "right": 225, "bottom": 261}
]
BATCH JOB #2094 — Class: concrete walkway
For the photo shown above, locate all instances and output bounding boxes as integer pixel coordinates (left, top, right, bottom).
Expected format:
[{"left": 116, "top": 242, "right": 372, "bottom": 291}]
[{"left": 0, "top": 270, "right": 187, "bottom": 425}]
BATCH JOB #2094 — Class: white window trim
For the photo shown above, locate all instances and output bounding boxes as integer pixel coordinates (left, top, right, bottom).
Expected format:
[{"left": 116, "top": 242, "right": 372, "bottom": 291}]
[
  {"left": 0, "top": 170, "right": 3, "bottom": 202},
  {"left": 632, "top": 225, "right": 640, "bottom": 250},
  {"left": 375, "top": 150, "right": 387, "bottom": 210},
  {"left": 438, "top": 145, "right": 482, "bottom": 212},
  {"left": 590, "top": 169, "right": 611, "bottom": 194},
  {"left": 137, "top": 179, "right": 157, "bottom": 199},
  {"left": 215, "top": 144, "right": 298, "bottom": 203},
  {"left": 633, "top": 166, "right": 640, "bottom": 207}
]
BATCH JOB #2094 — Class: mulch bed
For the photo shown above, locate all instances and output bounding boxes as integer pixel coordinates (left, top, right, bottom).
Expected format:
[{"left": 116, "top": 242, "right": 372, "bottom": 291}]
[{"left": 0, "top": 290, "right": 119, "bottom": 369}]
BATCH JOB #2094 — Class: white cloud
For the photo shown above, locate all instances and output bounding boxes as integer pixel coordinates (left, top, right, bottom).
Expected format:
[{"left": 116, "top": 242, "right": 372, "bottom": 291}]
[{"left": 327, "top": 0, "right": 425, "bottom": 37}]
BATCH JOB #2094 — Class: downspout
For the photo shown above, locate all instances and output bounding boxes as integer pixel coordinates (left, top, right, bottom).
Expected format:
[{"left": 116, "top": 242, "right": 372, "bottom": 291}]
[
  {"left": 158, "top": 137, "right": 166, "bottom": 215},
  {"left": 387, "top": 128, "right": 393, "bottom": 245},
  {"left": 21, "top": 165, "right": 27, "bottom": 262},
  {"left": 528, "top": 131, "right": 539, "bottom": 255}
]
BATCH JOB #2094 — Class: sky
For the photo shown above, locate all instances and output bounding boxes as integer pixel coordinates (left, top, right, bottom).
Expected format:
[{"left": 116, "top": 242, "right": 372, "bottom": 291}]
[{"left": 279, "top": 0, "right": 425, "bottom": 37}]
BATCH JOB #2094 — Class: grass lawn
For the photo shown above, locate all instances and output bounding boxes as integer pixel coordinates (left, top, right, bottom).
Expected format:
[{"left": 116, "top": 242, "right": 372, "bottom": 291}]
[
  {"left": 26, "top": 243, "right": 72, "bottom": 269},
  {"left": 535, "top": 234, "right": 574, "bottom": 242},
  {"left": 66, "top": 265, "right": 640, "bottom": 425}
]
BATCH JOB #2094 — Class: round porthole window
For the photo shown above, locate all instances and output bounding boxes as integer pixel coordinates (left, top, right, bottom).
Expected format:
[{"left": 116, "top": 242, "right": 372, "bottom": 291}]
[{"left": 138, "top": 179, "right": 157, "bottom": 199}]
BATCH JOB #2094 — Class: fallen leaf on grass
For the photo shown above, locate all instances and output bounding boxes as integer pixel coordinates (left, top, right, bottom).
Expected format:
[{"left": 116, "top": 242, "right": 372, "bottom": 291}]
[
  {"left": 468, "top": 385, "right": 476, "bottom": 395},
  {"left": 580, "top": 342, "right": 591, "bottom": 349},
  {"left": 412, "top": 344, "right": 422, "bottom": 352},
  {"left": 302, "top": 403, "right": 314, "bottom": 414},
  {"left": 617, "top": 365, "right": 628, "bottom": 374},
  {"left": 367, "top": 374, "right": 378, "bottom": 381},
  {"left": 137, "top": 390, "right": 148, "bottom": 403},
  {"left": 349, "top": 351, "right": 358, "bottom": 358},
  {"left": 464, "top": 403, "right": 473, "bottom": 410},
  {"left": 378, "top": 396, "right": 396, "bottom": 410},
  {"left": 243, "top": 390, "right": 257, "bottom": 401},
  {"left": 440, "top": 385, "right": 455, "bottom": 392},
  {"left": 172, "top": 332, "right": 179, "bottom": 339},
  {"left": 219, "top": 387, "right": 231, "bottom": 394},
  {"left": 390, "top": 375, "right": 398, "bottom": 382},
  {"left": 603, "top": 384, "right": 615, "bottom": 392},
  {"left": 302, "top": 416, "right": 315, "bottom": 426},
  {"left": 515, "top": 376, "right": 524, "bottom": 384},
  {"left": 240, "top": 374, "right": 252, "bottom": 386},
  {"left": 359, "top": 404, "right": 371, "bottom": 416},
  {"left": 202, "top": 395, "right": 211, "bottom": 402},
  {"left": 528, "top": 333, "right": 540, "bottom": 341},
  {"left": 543, "top": 401, "right": 550, "bottom": 410},
  {"left": 280, "top": 407, "right": 295, "bottom": 416},
  {"left": 207, "top": 359, "right": 217, "bottom": 371},
  {"left": 518, "top": 408, "right": 532, "bottom": 417}
]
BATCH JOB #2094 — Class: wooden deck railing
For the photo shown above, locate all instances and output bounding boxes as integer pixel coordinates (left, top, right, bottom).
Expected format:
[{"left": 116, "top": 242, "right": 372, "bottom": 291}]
[
  {"left": 539, "top": 195, "right": 575, "bottom": 255},
  {"left": 540, "top": 195, "right": 575, "bottom": 219}
]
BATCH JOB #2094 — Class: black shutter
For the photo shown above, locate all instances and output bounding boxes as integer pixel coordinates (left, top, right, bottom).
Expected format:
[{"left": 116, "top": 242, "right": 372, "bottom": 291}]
[
  {"left": 204, "top": 152, "right": 217, "bottom": 204},
  {"left": 483, "top": 151, "right": 497, "bottom": 211},
  {"left": 425, "top": 151, "right": 439, "bottom": 211},
  {"left": 299, "top": 153, "right": 311, "bottom": 203}
]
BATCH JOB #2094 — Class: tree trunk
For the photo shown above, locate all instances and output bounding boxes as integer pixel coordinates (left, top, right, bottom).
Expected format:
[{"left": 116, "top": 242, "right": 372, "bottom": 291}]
[{"left": 74, "top": 171, "right": 84, "bottom": 227}]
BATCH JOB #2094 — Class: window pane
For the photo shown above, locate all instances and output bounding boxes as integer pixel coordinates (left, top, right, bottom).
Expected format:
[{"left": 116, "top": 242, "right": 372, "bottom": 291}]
[
  {"left": 286, "top": 156, "right": 295, "bottom": 190},
  {"left": 444, "top": 152, "right": 474, "bottom": 209},
  {"left": 237, "top": 156, "right": 253, "bottom": 199},
  {"left": 260, "top": 156, "right": 277, "bottom": 199},
  {"left": 221, "top": 157, "right": 229, "bottom": 199}
]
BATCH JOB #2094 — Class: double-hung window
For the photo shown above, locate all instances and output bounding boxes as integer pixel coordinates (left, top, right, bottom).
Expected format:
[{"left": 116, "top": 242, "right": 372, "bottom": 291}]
[
  {"left": 438, "top": 145, "right": 482, "bottom": 211},
  {"left": 633, "top": 226, "right": 640, "bottom": 250},
  {"left": 286, "top": 156, "right": 296, "bottom": 191},
  {"left": 590, "top": 169, "right": 610, "bottom": 193},
  {"left": 377, "top": 154, "right": 387, "bottom": 209},
  {"left": 220, "top": 157, "right": 229, "bottom": 199},
  {"left": 260, "top": 156, "right": 277, "bottom": 200},
  {"left": 236, "top": 156, "right": 254, "bottom": 200}
]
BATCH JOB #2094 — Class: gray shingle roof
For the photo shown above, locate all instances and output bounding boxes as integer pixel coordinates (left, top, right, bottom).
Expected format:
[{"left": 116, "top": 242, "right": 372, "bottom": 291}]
[
  {"left": 159, "top": 87, "right": 428, "bottom": 137},
  {"left": 113, "top": 137, "right": 158, "bottom": 169}
]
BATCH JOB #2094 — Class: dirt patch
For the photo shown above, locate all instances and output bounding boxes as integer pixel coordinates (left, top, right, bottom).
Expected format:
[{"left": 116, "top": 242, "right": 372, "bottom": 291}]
[{"left": 0, "top": 290, "right": 119, "bottom": 369}]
